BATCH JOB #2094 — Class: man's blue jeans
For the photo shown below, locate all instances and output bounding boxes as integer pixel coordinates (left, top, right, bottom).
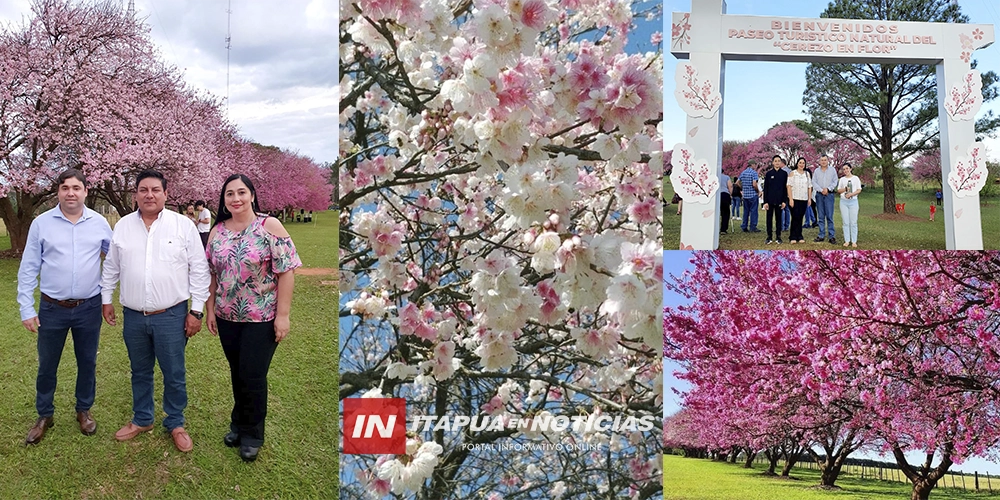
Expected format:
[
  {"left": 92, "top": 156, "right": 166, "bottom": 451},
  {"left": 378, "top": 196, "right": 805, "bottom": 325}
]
[
  {"left": 122, "top": 302, "right": 188, "bottom": 431},
  {"left": 816, "top": 192, "right": 836, "bottom": 239},
  {"left": 804, "top": 203, "right": 816, "bottom": 227},
  {"left": 36, "top": 295, "right": 102, "bottom": 417},
  {"left": 741, "top": 196, "right": 758, "bottom": 231}
]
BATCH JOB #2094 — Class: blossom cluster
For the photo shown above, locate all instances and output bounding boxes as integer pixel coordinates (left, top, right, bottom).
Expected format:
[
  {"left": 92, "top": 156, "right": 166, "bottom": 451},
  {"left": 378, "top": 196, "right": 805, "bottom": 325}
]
[{"left": 340, "top": 0, "right": 662, "bottom": 497}]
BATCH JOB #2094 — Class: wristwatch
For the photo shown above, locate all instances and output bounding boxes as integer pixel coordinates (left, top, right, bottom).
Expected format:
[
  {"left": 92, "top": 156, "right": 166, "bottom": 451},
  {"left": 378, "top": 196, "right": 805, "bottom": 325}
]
[{"left": 189, "top": 310, "right": 204, "bottom": 320}]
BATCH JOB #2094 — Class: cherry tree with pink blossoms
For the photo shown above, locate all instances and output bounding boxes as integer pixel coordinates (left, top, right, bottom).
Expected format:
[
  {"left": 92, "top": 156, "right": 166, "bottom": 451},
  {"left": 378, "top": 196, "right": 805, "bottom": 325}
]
[
  {"left": 0, "top": 0, "right": 241, "bottom": 252},
  {"left": 912, "top": 149, "right": 943, "bottom": 186},
  {"left": 665, "top": 250, "right": 1000, "bottom": 500},
  {"left": 339, "top": 0, "right": 663, "bottom": 498}
]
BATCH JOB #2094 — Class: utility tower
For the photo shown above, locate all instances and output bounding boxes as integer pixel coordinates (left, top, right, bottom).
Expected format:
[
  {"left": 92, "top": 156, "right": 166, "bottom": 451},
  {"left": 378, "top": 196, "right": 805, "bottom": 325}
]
[{"left": 226, "top": 0, "right": 232, "bottom": 115}]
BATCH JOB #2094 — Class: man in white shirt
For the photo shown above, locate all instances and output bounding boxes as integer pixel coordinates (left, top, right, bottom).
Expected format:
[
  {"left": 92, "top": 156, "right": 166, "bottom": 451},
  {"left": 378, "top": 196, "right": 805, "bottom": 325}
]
[
  {"left": 194, "top": 200, "right": 211, "bottom": 248},
  {"left": 100, "top": 169, "right": 210, "bottom": 453}
]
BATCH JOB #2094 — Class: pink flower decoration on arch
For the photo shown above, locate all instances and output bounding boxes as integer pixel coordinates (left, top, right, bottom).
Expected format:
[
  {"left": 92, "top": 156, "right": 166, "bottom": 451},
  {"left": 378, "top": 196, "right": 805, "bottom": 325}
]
[
  {"left": 674, "top": 62, "right": 722, "bottom": 119},
  {"left": 669, "top": 143, "right": 719, "bottom": 205},
  {"left": 671, "top": 12, "right": 691, "bottom": 51},
  {"left": 948, "top": 142, "right": 988, "bottom": 198},
  {"left": 944, "top": 70, "right": 983, "bottom": 121},
  {"left": 959, "top": 33, "right": 974, "bottom": 50},
  {"left": 973, "top": 29, "right": 984, "bottom": 41}
]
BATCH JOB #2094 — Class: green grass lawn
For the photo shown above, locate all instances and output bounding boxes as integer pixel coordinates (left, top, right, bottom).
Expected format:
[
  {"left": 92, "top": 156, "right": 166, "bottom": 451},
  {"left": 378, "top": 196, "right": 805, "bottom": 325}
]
[
  {"left": 0, "top": 211, "right": 337, "bottom": 500},
  {"left": 664, "top": 185, "right": 1000, "bottom": 250},
  {"left": 664, "top": 455, "right": 992, "bottom": 500}
]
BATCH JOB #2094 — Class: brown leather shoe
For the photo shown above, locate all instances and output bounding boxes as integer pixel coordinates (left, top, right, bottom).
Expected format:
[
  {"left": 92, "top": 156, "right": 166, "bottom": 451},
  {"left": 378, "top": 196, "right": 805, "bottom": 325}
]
[
  {"left": 77, "top": 411, "right": 97, "bottom": 436},
  {"left": 26, "top": 416, "right": 54, "bottom": 445},
  {"left": 171, "top": 427, "right": 193, "bottom": 452},
  {"left": 115, "top": 422, "right": 153, "bottom": 441}
]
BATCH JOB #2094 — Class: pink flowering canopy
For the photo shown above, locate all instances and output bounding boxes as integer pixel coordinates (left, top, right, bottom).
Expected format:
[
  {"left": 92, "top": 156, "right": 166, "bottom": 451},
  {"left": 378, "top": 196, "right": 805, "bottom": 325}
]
[
  {"left": 719, "top": 123, "right": 868, "bottom": 177},
  {"left": 339, "top": 0, "right": 663, "bottom": 497},
  {"left": 665, "top": 251, "right": 1000, "bottom": 498},
  {"left": 0, "top": 0, "right": 332, "bottom": 254}
]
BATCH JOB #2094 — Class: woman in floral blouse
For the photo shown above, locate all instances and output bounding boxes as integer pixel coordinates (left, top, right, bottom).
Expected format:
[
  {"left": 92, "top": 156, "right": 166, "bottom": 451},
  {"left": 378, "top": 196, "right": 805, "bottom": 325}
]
[{"left": 205, "top": 174, "right": 301, "bottom": 462}]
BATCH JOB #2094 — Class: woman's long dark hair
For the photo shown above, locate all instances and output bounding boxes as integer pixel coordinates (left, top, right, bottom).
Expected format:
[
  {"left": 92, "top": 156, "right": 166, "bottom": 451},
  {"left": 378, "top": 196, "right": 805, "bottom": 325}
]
[{"left": 215, "top": 173, "right": 263, "bottom": 227}]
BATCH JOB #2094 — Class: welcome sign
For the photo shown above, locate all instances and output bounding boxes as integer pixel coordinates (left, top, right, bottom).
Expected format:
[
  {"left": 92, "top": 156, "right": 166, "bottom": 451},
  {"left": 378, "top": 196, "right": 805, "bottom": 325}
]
[
  {"left": 703, "top": 15, "right": 982, "bottom": 63},
  {"left": 670, "top": 0, "right": 995, "bottom": 250}
]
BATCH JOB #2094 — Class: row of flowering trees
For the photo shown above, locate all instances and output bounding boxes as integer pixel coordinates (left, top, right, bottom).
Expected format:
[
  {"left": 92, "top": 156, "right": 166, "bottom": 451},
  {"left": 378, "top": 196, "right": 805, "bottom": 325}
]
[
  {"left": 720, "top": 122, "right": 868, "bottom": 179},
  {"left": 0, "top": 0, "right": 332, "bottom": 254},
  {"left": 664, "top": 251, "right": 1000, "bottom": 500},
  {"left": 339, "top": 0, "right": 663, "bottom": 497}
]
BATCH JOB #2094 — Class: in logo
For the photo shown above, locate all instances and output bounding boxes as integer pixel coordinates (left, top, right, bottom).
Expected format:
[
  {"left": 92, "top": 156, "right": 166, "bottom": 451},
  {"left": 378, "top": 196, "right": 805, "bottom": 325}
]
[{"left": 343, "top": 398, "right": 406, "bottom": 454}]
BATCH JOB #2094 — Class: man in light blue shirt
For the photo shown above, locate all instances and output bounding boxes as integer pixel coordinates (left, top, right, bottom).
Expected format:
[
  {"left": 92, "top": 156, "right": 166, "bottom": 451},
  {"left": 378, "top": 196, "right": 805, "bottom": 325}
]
[
  {"left": 17, "top": 168, "right": 112, "bottom": 445},
  {"left": 811, "top": 155, "right": 839, "bottom": 244}
]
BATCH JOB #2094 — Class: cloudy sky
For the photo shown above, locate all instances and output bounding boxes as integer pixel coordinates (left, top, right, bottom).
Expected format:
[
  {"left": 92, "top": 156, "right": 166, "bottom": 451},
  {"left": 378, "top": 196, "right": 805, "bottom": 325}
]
[{"left": 0, "top": 0, "right": 337, "bottom": 163}]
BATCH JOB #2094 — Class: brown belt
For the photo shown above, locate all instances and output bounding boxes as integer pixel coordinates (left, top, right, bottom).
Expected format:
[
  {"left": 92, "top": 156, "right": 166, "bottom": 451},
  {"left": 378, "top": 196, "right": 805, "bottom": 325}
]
[
  {"left": 124, "top": 304, "right": 181, "bottom": 316},
  {"left": 41, "top": 294, "right": 89, "bottom": 308}
]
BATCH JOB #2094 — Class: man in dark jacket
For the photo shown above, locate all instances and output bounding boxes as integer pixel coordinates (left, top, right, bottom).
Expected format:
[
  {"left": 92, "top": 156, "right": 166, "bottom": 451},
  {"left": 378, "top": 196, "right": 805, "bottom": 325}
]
[{"left": 762, "top": 155, "right": 788, "bottom": 244}]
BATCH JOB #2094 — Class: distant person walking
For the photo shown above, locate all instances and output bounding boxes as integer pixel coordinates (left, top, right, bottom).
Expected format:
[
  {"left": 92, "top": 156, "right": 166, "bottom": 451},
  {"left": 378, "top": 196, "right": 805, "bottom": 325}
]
[
  {"left": 731, "top": 177, "right": 742, "bottom": 221},
  {"left": 185, "top": 204, "right": 197, "bottom": 225},
  {"left": 738, "top": 161, "right": 760, "bottom": 233},
  {"left": 719, "top": 172, "right": 732, "bottom": 235},
  {"left": 837, "top": 163, "right": 862, "bottom": 248},
  {"left": 762, "top": 155, "right": 788, "bottom": 245},
  {"left": 195, "top": 201, "right": 212, "bottom": 248},
  {"left": 803, "top": 166, "right": 817, "bottom": 229},
  {"left": 812, "top": 155, "right": 838, "bottom": 244}
]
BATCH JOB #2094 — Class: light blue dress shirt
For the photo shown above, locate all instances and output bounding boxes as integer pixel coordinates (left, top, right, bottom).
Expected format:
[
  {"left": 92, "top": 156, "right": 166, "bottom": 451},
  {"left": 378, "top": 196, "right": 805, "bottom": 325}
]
[{"left": 17, "top": 206, "right": 112, "bottom": 321}]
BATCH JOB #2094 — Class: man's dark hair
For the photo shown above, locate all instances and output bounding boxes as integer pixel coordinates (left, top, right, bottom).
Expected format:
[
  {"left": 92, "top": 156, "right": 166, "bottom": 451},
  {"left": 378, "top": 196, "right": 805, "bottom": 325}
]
[
  {"left": 194, "top": 200, "right": 205, "bottom": 209},
  {"left": 57, "top": 168, "right": 88, "bottom": 188},
  {"left": 747, "top": 160, "right": 757, "bottom": 167},
  {"left": 135, "top": 169, "right": 167, "bottom": 191}
]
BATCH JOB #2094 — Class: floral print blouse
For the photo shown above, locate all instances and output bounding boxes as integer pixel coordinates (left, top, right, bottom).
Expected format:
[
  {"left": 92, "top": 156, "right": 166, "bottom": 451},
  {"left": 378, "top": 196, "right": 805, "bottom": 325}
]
[{"left": 206, "top": 215, "right": 302, "bottom": 322}]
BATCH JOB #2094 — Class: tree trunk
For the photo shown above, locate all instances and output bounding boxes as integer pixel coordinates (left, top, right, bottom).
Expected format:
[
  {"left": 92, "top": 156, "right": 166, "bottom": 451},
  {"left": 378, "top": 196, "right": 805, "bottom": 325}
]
[
  {"left": 911, "top": 480, "right": 934, "bottom": 500},
  {"left": 881, "top": 153, "right": 898, "bottom": 213},
  {"left": 97, "top": 180, "right": 135, "bottom": 217},
  {"left": 879, "top": 63, "right": 897, "bottom": 214},
  {"left": 893, "top": 443, "right": 952, "bottom": 500},
  {"left": 820, "top": 462, "right": 844, "bottom": 487},
  {"left": 781, "top": 451, "right": 800, "bottom": 477},
  {"left": 729, "top": 447, "right": 739, "bottom": 463},
  {"left": 743, "top": 449, "right": 756, "bottom": 468},
  {"left": 763, "top": 448, "right": 780, "bottom": 475},
  {"left": 0, "top": 190, "right": 46, "bottom": 255}
]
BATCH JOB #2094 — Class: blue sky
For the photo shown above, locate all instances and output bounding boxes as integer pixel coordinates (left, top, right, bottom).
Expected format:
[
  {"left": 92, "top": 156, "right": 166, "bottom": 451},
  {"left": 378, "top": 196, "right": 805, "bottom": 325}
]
[
  {"left": 665, "top": 0, "right": 1000, "bottom": 162},
  {"left": 661, "top": 251, "right": 1000, "bottom": 475}
]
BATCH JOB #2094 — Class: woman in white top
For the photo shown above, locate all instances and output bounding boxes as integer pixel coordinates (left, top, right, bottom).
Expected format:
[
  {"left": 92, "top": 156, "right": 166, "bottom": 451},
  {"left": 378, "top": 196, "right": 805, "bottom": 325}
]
[
  {"left": 837, "top": 163, "right": 862, "bottom": 247},
  {"left": 786, "top": 158, "right": 813, "bottom": 244}
]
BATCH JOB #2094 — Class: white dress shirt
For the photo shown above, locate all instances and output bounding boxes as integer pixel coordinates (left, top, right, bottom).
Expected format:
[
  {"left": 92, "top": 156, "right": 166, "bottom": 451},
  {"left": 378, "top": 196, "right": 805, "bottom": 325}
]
[
  {"left": 101, "top": 209, "right": 210, "bottom": 313},
  {"left": 197, "top": 208, "right": 211, "bottom": 233}
]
